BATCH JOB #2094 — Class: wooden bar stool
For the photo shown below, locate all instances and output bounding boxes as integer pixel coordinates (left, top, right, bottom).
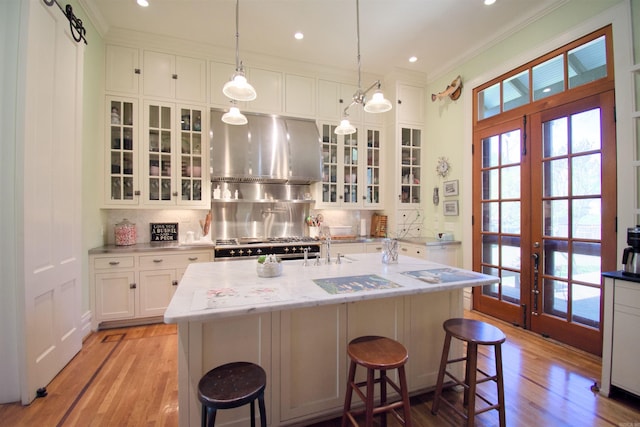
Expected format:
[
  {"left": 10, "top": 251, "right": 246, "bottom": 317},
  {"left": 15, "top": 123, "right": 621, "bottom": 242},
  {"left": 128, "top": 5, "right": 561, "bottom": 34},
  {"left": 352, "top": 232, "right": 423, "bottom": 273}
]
[
  {"left": 431, "top": 318, "right": 506, "bottom": 427},
  {"left": 342, "top": 335, "right": 412, "bottom": 427},
  {"left": 198, "top": 361, "right": 267, "bottom": 427}
]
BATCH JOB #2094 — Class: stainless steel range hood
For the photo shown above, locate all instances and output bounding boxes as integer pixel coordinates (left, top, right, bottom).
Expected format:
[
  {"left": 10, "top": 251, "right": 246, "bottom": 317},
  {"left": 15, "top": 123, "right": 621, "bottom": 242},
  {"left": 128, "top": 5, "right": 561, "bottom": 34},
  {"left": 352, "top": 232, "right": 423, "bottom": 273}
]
[{"left": 209, "top": 109, "right": 322, "bottom": 184}]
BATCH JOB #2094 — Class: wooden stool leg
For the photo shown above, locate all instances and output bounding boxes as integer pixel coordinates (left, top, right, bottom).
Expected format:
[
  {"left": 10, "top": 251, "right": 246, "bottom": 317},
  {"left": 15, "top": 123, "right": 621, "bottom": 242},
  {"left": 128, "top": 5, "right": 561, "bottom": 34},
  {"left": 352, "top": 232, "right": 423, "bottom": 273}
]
[
  {"left": 365, "top": 367, "right": 375, "bottom": 427},
  {"left": 380, "top": 370, "right": 387, "bottom": 427},
  {"left": 342, "top": 360, "right": 357, "bottom": 427},
  {"left": 203, "top": 406, "right": 216, "bottom": 427},
  {"left": 258, "top": 392, "right": 267, "bottom": 427},
  {"left": 398, "top": 365, "right": 412, "bottom": 427},
  {"left": 431, "top": 332, "right": 452, "bottom": 414},
  {"left": 495, "top": 344, "right": 506, "bottom": 427},
  {"left": 465, "top": 343, "right": 478, "bottom": 427},
  {"left": 250, "top": 400, "right": 256, "bottom": 427}
]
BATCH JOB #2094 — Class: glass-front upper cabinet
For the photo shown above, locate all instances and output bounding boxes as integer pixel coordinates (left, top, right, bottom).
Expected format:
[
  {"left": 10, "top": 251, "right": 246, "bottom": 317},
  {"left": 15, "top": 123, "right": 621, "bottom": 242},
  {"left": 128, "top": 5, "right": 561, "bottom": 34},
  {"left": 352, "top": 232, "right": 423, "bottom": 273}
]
[
  {"left": 400, "top": 126, "right": 421, "bottom": 205},
  {"left": 142, "top": 101, "right": 208, "bottom": 207},
  {"left": 321, "top": 123, "right": 338, "bottom": 203},
  {"left": 107, "top": 97, "right": 138, "bottom": 205},
  {"left": 365, "top": 128, "right": 382, "bottom": 206},
  {"left": 179, "top": 107, "right": 203, "bottom": 203},
  {"left": 342, "top": 131, "right": 359, "bottom": 205},
  {"left": 317, "top": 122, "right": 381, "bottom": 208},
  {"left": 145, "top": 102, "right": 173, "bottom": 204},
  {"left": 319, "top": 123, "right": 362, "bottom": 207}
]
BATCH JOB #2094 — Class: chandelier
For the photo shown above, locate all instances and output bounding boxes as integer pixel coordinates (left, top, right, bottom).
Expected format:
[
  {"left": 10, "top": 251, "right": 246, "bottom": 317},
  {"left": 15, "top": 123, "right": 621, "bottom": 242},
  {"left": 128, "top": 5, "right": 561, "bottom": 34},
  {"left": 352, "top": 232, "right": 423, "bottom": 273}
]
[{"left": 335, "top": 0, "right": 392, "bottom": 135}]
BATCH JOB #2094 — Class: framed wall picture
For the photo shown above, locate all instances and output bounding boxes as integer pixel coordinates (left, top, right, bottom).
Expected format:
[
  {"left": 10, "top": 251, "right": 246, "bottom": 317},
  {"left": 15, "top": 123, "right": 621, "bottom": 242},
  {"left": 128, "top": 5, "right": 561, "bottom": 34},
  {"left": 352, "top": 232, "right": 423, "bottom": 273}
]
[
  {"left": 443, "top": 200, "right": 459, "bottom": 216},
  {"left": 443, "top": 180, "right": 459, "bottom": 196}
]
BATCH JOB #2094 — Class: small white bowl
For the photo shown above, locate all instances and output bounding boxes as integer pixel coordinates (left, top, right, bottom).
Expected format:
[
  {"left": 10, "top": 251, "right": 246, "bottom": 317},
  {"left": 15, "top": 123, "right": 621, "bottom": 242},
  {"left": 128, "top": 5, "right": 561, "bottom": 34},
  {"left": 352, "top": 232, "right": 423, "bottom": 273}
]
[{"left": 257, "top": 262, "right": 283, "bottom": 278}]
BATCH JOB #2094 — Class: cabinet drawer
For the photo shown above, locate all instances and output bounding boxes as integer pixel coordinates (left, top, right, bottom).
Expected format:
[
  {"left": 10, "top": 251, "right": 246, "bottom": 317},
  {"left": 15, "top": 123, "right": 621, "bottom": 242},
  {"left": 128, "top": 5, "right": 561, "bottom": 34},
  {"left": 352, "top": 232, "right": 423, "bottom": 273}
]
[
  {"left": 139, "top": 251, "right": 210, "bottom": 268},
  {"left": 94, "top": 256, "right": 135, "bottom": 269},
  {"left": 614, "top": 282, "right": 640, "bottom": 308}
]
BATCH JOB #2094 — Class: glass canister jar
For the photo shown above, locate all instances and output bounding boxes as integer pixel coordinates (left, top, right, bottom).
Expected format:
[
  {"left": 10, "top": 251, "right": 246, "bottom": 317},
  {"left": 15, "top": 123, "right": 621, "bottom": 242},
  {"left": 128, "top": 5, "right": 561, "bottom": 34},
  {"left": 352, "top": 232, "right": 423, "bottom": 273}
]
[{"left": 115, "top": 218, "right": 137, "bottom": 246}]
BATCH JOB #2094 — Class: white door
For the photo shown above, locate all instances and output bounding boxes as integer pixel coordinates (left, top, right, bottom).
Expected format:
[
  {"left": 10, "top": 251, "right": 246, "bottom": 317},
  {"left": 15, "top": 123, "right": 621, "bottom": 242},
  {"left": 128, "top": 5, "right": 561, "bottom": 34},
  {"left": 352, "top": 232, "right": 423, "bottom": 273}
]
[{"left": 20, "top": 0, "right": 84, "bottom": 403}]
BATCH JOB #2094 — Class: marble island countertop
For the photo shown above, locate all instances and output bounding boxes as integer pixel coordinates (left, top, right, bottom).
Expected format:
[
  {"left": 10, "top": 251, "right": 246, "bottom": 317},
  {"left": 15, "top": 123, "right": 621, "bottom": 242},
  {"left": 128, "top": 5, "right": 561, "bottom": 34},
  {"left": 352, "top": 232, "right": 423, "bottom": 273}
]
[{"left": 164, "top": 253, "right": 497, "bottom": 324}]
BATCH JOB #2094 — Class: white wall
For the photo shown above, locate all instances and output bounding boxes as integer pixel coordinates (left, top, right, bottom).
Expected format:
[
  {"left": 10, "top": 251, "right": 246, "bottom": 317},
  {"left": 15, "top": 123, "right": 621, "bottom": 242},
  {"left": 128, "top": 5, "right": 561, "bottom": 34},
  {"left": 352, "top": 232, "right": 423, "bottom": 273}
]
[{"left": 422, "top": 0, "right": 629, "bottom": 269}]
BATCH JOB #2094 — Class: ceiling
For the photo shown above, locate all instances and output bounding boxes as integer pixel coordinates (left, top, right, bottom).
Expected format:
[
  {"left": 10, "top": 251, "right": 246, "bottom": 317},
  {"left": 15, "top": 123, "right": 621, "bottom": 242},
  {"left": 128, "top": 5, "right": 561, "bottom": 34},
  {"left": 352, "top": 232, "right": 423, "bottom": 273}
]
[{"left": 85, "top": 0, "right": 569, "bottom": 80}]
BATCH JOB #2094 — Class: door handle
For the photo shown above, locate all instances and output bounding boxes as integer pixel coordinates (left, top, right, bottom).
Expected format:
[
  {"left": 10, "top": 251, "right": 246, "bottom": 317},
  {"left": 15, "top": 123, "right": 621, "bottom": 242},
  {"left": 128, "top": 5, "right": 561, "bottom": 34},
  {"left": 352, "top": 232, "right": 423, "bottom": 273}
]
[{"left": 531, "top": 253, "right": 539, "bottom": 316}]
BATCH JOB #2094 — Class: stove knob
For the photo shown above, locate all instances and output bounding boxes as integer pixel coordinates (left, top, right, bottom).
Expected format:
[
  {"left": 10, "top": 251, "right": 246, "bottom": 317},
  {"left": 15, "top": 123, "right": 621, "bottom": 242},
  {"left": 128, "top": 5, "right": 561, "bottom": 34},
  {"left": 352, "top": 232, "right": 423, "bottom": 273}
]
[
  {"left": 291, "top": 246, "right": 298, "bottom": 252},
  {"left": 284, "top": 247, "right": 290, "bottom": 253},
  {"left": 256, "top": 248, "right": 263, "bottom": 254},
  {"left": 247, "top": 249, "right": 252, "bottom": 256},
  {"left": 238, "top": 249, "right": 244, "bottom": 255},
  {"left": 230, "top": 250, "right": 236, "bottom": 256}
]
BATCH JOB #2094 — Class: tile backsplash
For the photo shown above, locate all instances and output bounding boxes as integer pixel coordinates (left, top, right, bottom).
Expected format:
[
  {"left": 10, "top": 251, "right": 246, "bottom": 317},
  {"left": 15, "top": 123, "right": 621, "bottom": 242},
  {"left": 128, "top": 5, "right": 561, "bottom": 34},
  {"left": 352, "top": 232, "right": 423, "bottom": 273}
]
[{"left": 104, "top": 209, "right": 210, "bottom": 245}]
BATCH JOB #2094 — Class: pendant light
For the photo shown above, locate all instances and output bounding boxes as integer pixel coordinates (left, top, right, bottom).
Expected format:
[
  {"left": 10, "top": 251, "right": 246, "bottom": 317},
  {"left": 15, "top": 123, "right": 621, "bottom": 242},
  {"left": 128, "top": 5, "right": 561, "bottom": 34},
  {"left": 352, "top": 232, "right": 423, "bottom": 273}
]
[
  {"left": 222, "top": 0, "right": 256, "bottom": 102},
  {"left": 221, "top": 102, "right": 248, "bottom": 125},
  {"left": 335, "top": 0, "right": 392, "bottom": 135}
]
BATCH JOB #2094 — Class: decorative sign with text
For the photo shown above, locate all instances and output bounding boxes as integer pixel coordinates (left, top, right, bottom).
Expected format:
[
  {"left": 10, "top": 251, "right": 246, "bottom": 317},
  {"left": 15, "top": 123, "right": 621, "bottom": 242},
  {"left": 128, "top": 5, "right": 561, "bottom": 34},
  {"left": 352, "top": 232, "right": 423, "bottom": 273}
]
[{"left": 150, "top": 223, "right": 178, "bottom": 242}]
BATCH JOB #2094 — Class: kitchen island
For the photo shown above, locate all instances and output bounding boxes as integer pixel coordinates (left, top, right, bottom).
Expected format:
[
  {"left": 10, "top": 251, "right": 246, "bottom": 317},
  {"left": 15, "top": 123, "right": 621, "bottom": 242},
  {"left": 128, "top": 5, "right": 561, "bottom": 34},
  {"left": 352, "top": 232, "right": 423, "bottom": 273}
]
[{"left": 164, "top": 253, "right": 499, "bottom": 427}]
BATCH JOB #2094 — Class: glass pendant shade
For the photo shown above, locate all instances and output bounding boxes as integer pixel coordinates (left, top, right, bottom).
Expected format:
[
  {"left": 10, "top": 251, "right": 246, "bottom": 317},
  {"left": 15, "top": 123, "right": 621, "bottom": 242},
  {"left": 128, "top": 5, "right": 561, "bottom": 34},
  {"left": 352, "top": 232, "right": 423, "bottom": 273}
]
[
  {"left": 335, "top": 118, "right": 356, "bottom": 135},
  {"left": 222, "top": 72, "right": 257, "bottom": 101},
  {"left": 221, "top": 106, "right": 248, "bottom": 125},
  {"left": 364, "top": 90, "right": 392, "bottom": 113}
]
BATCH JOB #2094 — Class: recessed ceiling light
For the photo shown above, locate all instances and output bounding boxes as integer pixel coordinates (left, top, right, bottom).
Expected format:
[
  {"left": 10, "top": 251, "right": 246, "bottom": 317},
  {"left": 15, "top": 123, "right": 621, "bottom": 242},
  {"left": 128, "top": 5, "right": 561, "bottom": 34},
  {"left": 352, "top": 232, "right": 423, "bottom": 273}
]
[
  {"left": 409, "top": 56, "right": 418, "bottom": 63},
  {"left": 137, "top": 0, "right": 149, "bottom": 6},
  {"left": 484, "top": 0, "right": 496, "bottom": 5},
  {"left": 294, "top": 32, "right": 304, "bottom": 40}
]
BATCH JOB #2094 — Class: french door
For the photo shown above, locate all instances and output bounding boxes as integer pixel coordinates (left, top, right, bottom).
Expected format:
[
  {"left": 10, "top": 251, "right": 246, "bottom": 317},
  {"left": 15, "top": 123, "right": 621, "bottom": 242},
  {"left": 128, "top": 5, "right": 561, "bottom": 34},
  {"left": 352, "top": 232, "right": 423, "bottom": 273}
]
[{"left": 473, "top": 91, "right": 616, "bottom": 355}]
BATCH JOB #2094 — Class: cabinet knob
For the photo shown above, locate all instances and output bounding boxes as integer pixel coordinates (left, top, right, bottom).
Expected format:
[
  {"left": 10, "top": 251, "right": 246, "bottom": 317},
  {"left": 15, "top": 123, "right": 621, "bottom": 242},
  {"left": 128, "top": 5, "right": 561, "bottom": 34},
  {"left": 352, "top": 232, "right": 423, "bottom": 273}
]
[
  {"left": 108, "top": 261, "right": 120, "bottom": 266},
  {"left": 172, "top": 74, "right": 178, "bottom": 79},
  {"left": 134, "top": 190, "right": 141, "bottom": 196},
  {"left": 134, "top": 68, "right": 141, "bottom": 74},
  {"left": 172, "top": 280, "right": 178, "bottom": 286},
  {"left": 153, "top": 259, "right": 163, "bottom": 263},
  {"left": 397, "top": 99, "right": 402, "bottom": 105},
  {"left": 172, "top": 191, "right": 178, "bottom": 197},
  {"left": 130, "top": 283, "right": 136, "bottom": 289}
]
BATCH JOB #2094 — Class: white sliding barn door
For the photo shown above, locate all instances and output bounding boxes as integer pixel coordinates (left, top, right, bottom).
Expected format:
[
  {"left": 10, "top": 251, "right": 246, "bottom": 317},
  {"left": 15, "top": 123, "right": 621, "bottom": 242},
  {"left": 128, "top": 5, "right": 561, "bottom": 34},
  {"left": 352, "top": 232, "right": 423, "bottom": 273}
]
[{"left": 19, "top": 0, "right": 84, "bottom": 404}]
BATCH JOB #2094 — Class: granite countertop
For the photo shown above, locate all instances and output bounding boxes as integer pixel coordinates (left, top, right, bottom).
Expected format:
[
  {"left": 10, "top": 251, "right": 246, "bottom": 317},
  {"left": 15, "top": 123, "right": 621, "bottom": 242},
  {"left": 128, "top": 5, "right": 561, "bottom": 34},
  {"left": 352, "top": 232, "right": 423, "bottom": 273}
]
[
  {"left": 602, "top": 270, "right": 640, "bottom": 284},
  {"left": 164, "top": 252, "right": 498, "bottom": 324},
  {"left": 88, "top": 241, "right": 215, "bottom": 254}
]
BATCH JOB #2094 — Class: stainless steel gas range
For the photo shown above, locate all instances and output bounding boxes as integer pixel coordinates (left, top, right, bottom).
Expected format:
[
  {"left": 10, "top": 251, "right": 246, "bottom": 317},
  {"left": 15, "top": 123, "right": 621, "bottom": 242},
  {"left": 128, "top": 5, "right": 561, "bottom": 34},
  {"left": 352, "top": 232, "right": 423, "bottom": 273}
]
[{"left": 214, "top": 237, "right": 322, "bottom": 261}]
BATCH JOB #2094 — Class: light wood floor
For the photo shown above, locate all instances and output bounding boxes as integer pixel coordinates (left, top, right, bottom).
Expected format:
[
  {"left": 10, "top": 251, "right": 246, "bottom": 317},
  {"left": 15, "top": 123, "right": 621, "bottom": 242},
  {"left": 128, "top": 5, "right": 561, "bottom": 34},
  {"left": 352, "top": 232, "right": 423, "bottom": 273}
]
[{"left": 1, "top": 311, "right": 639, "bottom": 426}]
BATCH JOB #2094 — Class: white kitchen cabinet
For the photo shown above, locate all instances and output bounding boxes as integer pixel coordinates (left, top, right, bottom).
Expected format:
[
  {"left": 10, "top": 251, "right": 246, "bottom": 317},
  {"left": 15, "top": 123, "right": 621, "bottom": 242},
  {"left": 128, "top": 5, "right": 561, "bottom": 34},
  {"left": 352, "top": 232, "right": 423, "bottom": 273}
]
[
  {"left": 143, "top": 50, "right": 206, "bottom": 103},
  {"left": 316, "top": 122, "right": 382, "bottom": 208},
  {"left": 285, "top": 74, "right": 315, "bottom": 117},
  {"left": 199, "top": 314, "right": 272, "bottom": 427},
  {"left": 317, "top": 80, "right": 359, "bottom": 122},
  {"left": 142, "top": 101, "right": 208, "bottom": 207},
  {"left": 365, "top": 242, "right": 383, "bottom": 253},
  {"left": 426, "top": 243, "right": 460, "bottom": 266},
  {"left": 397, "top": 83, "right": 425, "bottom": 125},
  {"left": 405, "top": 290, "right": 463, "bottom": 390},
  {"left": 278, "top": 304, "right": 347, "bottom": 422},
  {"left": 400, "top": 242, "right": 424, "bottom": 258},
  {"left": 104, "top": 98, "right": 208, "bottom": 208},
  {"left": 398, "top": 126, "right": 423, "bottom": 206},
  {"left": 105, "top": 44, "right": 140, "bottom": 94},
  {"left": 331, "top": 242, "right": 364, "bottom": 255},
  {"left": 90, "top": 250, "right": 211, "bottom": 329},
  {"left": 246, "top": 67, "right": 283, "bottom": 113},
  {"left": 106, "top": 96, "right": 139, "bottom": 205},
  {"left": 209, "top": 61, "right": 236, "bottom": 107},
  {"left": 601, "top": 276, "right": 640, "bottom": 397},
  {"left": 94, "top": 270, "right": 136, "bottom": 321}
]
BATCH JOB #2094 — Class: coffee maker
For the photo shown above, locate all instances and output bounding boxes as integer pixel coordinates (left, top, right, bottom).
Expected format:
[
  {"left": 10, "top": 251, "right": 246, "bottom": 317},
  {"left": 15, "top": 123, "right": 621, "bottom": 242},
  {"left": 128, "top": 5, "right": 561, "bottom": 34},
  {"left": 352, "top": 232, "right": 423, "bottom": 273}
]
[{"left": 622, "top": 226, "right": 640, "bottom": 276}]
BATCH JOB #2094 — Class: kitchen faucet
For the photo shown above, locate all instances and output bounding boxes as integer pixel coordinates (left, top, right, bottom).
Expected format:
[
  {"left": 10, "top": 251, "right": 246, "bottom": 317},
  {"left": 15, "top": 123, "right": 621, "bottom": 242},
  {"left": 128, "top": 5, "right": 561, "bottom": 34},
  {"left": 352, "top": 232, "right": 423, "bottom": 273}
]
[{"left": 303, "top": 248, "right": 309, "bottom": 267}]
